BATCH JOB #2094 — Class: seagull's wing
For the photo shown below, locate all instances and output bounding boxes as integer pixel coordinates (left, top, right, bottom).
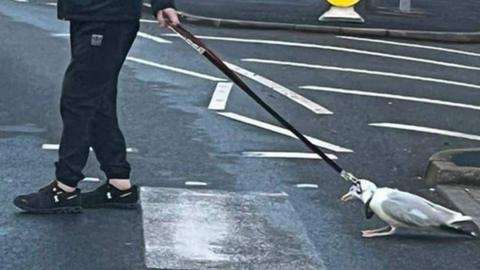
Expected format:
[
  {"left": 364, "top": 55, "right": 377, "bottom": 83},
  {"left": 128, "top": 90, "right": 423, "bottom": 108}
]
[{"left": 380, "top": 190, "right": 460, "bottom": 228}]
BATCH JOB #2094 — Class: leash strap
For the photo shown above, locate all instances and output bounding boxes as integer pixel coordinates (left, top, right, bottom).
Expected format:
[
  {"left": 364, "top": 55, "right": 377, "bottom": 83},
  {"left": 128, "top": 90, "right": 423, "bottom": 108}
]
[{"left": 168, "top": 23, "right": 359, "bottom": 184}]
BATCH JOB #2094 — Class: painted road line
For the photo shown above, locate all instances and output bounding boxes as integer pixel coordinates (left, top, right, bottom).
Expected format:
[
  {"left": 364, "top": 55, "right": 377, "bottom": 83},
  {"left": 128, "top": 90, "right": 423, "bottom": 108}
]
[
  {"left": 140, "top": 19, "right": 157, "bottom": 24},
  {"left": 45, "top": 2, "right": 56, "bottom": 6},
  {"left": 336, "top": 36, "right": 480, "bottom": 57},
  {"left": 142, "top": 3, "right": 151, "bottom": 7},
  {"left": 208, "top": 82, "right": 234, "bottom": 110},
  {"left": 243, "top": 151, "right": 338, "bottom": 160},
  {"left": 163, "top": 34, "right": 480, "bottom": 71},
  {"left": 185, "top": 181, "right": 208, "bottom": 186},
  {"left": 300, "top": 85, "right": 480, "bottom": 112},
  {"left": 369, "top": 123, "right": 480, "bottom": 141},
  {"left": 51, "top": 32, "right": 171, "bottom": 44},
  {"left": 42, "top": 144, "right": 138, "bottom": 153},
  {"left": 136, "top": 32, "right": 171, "bottom": 44},
  {"left": 224, "top": 62, "right": 332, "bottom": 114},
  {"left": 126, "top": 147, "right": 139, "bottom": 153},
  {"left": 217, "top": 112, "right": 353, "bottom": 153},
  {"left": 41, "top": 144, "right": 60, "bottom": 150},
  {"left": 51, "top": 33, "right": 69, "bottom": 37},
  {"left": 141, "top": 187, "right": 324, "bottom": 269},
  {"left": 244, "top": 59, "right": 480, "bottom": 91},
  {"left": 296, "top": 184, "right": 319, "bottom": 189},
  {"left": 83, "top": 177, "right": 100, "bottom": 182},
  {"left": 127, "top": 57, "right": 226, "bottom": 82}
]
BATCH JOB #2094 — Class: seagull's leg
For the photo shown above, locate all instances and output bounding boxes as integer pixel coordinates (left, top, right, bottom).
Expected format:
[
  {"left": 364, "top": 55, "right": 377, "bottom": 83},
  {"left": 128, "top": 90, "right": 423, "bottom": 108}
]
[
  {"left": 362, "top": 226, "right": 397, "bottom": 238},
  {"left": 361, "top": 226, "right": 390, "bottom": 235}
]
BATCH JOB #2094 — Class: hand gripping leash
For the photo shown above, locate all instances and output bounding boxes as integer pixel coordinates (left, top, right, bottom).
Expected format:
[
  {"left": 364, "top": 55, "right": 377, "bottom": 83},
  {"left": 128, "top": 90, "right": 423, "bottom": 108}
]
[{"left": 168, "top": 23, "right": 361, "bottom": 186}]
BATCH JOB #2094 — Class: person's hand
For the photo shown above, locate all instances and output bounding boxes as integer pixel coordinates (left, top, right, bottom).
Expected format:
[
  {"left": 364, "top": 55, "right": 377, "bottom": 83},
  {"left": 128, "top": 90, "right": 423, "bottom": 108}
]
[{"left": 156, "top": 8, "right": 179, "bottom": 27}]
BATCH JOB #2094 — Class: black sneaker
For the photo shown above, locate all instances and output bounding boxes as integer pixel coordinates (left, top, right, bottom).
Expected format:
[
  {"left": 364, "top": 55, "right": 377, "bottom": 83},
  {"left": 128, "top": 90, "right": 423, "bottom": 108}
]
[
  {"left": 81, "top": 183, "right": 139, "bottom": 209},
  {"left": 13, "top": 181, "right": 82, "bottom": 214}
]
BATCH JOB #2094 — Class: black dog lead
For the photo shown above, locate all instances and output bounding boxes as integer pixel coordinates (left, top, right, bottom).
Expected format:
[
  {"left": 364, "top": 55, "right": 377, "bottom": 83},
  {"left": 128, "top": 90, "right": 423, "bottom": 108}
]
[{"left": 168, "top": 23, "right": 362, "bottom": 188}]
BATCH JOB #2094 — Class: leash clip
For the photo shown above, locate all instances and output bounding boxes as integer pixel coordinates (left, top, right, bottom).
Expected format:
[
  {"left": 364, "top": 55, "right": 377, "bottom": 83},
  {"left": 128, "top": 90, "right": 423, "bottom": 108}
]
[{"left": 340, "top": 170, "right": 359, "bottom": 184}]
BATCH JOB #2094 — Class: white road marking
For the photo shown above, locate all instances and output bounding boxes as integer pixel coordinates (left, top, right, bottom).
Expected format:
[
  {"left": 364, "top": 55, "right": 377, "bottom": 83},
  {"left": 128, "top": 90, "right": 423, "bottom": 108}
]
[
  {"left": 217, "top": 112, "right": 353, "bottom": 153},
  {"left": 140, "top": 19, "right": 158, "bottom": 24},
  {"left": 296, "top": 184, "right": 319, "bottom": 189},
  {"left": 208, "top": 82, "right": 234, "bottom": 110},
  {"left": 336, "top": 36, "right": 480, "bottom": 57},
  {"left": 244, "top": 58, "right": 480, "bottom": 91},
  {"left": 83, "top": 177, "right": 100, "bottom": 182},
  {"left": 51, "top": 32, "right": 171, "bottom": 44},
  {"left": 51, "top": 33, "right": 70, "bottom": 37},
  {"left": 41, "top": 144, "right": 61, "bottom": 150},
  {"left": 142, "top": 3, "right": 151, "bottom": 8},
  {"left": 45, "top": 2, "right": 57, "bottom": 6},
  {"left": 137, "top": 32, "right": 172, "bottom": 44},
  {"left": 13, "top": 0, "right": 29, "bottom": 2},
  {"left": 224, "top": 62, "right": 332, "bottom": 114},
  {"left": 127, "top": 57, "right": 226, "bottom": 82},
  {"left": 369, "top": 123, "right": 480, "bottom": 141},
  {"left": 185, "top": 181, "right": 208, "bottom": 186},
  {"left": 163, "top": 33, "right": 480, "bottom": 71},
  {"left": 42, "top": 144, "right": 138, "bottom": 153},
  {"left": 126, "top": 147, "right": 139, "bottom": 153},
  {"left": 300, "top": 85, "right": 480, "bottom": 111},
  {"left": 141, "top": 187, "right": 320, "bottom": 269},
  {"left": 242, "top": 151, "right": 338, "bottom": 160}
]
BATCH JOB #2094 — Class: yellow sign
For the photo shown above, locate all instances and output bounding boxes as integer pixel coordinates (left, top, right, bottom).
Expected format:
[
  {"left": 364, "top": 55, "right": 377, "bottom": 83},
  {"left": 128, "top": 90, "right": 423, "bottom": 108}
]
[{"left": 327, "top": 0, "right": 360, "bottom": 8}]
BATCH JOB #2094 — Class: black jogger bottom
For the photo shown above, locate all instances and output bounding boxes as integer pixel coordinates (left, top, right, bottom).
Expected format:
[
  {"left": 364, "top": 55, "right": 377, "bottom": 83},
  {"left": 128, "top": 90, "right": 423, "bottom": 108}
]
[{"left": 55, "top": 20, "right": 139, "bottom": 187}]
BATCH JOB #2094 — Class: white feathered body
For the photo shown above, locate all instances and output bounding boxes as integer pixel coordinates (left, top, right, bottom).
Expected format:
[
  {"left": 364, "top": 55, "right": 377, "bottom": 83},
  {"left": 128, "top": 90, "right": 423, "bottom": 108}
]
[{"left": 368, "top": 188, "right": 472, "bottom": 229}]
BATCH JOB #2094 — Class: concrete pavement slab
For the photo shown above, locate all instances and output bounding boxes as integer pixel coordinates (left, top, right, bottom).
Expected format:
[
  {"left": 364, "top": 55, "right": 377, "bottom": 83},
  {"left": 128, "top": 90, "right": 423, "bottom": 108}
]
[
  {"left": 437, "top": 185, "right": 480, "bottom": 228},
  {"left": 425, "top": 148, "right": 480, "bottom": 186},
  {"left": 141, "top": 187, "right": 325, "bottom": 270}
]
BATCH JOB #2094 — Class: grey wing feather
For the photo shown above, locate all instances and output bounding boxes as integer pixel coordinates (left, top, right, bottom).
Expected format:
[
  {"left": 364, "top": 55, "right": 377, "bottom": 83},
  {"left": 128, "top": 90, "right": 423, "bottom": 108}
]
[{"left": 381, "top": 191, "right": 459, "bottom": 227}]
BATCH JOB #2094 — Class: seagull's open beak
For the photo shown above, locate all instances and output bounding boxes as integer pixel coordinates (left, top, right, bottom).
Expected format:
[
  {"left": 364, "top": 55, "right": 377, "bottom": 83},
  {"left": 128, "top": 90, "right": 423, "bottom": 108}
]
[{"left": 341, "top": 192, "right": 354, "bottom": 202}]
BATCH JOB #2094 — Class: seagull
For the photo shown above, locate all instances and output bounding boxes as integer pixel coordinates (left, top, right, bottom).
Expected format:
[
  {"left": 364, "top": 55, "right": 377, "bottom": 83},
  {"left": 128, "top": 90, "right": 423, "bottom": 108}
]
[{"left": 341, "top": 179, "right": 477, "bottom": 238}]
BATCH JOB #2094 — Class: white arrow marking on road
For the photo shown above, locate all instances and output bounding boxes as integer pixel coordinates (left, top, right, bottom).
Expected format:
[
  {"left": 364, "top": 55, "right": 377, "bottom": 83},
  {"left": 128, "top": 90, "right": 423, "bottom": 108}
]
[
  {"left": 163, "top": 33, "right": 480, "bottom": 71},
  {"left": 336, "top": 36, "right": 480, "bottom": 57},
  {"left": 42, "top": 144, "right": 138, "bottom": 153},
  {"left": 127, "top": 57, "right": 226, "bottom": 82},
  {"left": 217, "top": 112, "right": 353, "bottom": 153},
  {"left": 300, "top": 85, "right": 480, "bottom": 112},
  {"left": 244, "top": 58, "right": 480, "bottom": 91},
  {"left": 242, "top": 151, "right": 338, "bottom": 160},
  {"left": 208, "top": 82, "right": 234, "bottom": 110},
  {"left": 224, "top": 62, "right": 332, "bottom": 115},
  {"left": 369, "top": 123, "right": 480, "bottom": 141},
  {"left": 136, "top": 32, "right": 172, "bottom": 44}
]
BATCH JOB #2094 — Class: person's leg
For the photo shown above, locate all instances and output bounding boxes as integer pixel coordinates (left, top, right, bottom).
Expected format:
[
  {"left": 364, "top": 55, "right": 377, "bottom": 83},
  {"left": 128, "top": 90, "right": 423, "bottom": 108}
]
[
  {"left": 81, "top": 21, "right": 141, "bottom": 209},
  {"left": 92, "top": 77, "right": 132, "bottom": 191},
  {"left": 89, "top": 21, "right": 139, "bottom": 190},
  {"left": 55, "top": 21, "right": 117, "bottom": 189},
  {"left": 13, "top": 21, "right": 138, "bottom": 213}
]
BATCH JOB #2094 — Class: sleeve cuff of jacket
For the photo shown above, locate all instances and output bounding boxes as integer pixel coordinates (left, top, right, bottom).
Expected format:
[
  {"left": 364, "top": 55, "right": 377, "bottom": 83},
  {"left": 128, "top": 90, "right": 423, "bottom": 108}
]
[{"left": 151, "top": 0, "right": 176, "bottom": 17}]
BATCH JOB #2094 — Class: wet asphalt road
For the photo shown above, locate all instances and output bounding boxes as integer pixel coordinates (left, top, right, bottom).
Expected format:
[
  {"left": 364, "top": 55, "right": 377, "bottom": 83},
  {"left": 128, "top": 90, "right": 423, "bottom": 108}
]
[{"left": 1, "top": 1, "right": 480, "bottom": 269}]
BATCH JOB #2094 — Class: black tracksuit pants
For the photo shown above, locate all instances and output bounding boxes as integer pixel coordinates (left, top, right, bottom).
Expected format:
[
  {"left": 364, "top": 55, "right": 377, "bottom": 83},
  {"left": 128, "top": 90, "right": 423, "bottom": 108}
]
[{"left": 55, "top": 20, "right": 139, "bottom": 187}]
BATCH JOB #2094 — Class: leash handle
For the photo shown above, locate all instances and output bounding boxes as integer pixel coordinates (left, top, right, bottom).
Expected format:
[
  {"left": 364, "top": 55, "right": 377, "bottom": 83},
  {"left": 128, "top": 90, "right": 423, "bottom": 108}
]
[{"left": 168, "top": 23, "right": 359, "bottom": 183}]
